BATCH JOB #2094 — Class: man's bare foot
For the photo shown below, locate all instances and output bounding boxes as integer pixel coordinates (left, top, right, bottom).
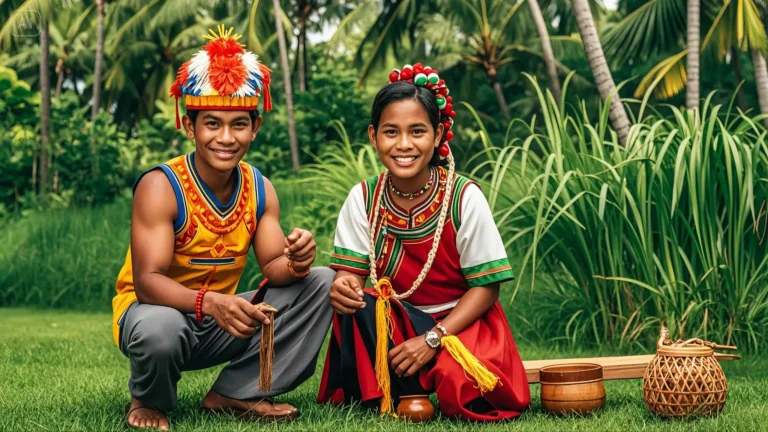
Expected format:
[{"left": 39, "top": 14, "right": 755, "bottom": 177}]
[
  {"left": 202, "top": 390, "right": 297, "bottom": 416},
  {"left": 125, "top": 395, "right": 169, "bottom": 430}
]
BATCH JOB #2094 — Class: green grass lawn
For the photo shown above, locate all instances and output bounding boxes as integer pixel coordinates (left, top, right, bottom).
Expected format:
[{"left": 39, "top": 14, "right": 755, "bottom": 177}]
[{"left": 1, "top": 309, "right": 766, "bottom": 431}]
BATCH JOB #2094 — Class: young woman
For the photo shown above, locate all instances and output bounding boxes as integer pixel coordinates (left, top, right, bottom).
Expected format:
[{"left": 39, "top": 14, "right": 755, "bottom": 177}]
[{"left": 317, "top": 63, "right": 530, "bottom": 421}]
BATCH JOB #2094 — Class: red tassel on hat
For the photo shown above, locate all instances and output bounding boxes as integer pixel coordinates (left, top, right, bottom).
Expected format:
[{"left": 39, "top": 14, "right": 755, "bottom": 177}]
[
  {"left": 175, "top": 98, "right": 181, "bottom": 130},
  {"left": 259, "top": 63, "right": 273, "bottom": 111},
  {"left": 263, "top": 79, "right": 273, "bottom": 111}
]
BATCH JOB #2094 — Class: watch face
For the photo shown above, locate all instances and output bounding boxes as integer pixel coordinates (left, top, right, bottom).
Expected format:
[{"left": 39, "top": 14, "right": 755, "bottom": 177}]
[{"left": 425, "top": 331, "right": 440, "bottom": 348}]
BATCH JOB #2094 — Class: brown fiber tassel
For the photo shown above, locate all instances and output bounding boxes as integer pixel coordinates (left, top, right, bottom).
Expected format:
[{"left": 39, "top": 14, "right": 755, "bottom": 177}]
[{"left": 255, "top": 302, "right": 278, "bottom": 392}]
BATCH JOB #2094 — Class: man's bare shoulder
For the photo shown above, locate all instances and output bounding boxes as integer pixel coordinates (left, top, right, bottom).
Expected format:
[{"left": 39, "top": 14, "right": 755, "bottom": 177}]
[
  {"left": 260, "top": 175, "right": 280, "bottom": 213},
  {"left": 133, "top": 169, "right": 176, "bottom": 220}
]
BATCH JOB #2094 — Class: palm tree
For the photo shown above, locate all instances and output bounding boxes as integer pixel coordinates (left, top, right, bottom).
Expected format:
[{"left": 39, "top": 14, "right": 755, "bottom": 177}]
[
  {"left": 686, "top": 0, "right": 700, "bottom": 109},
  {"left": 753, "top": 50, "right": 768, "bottom": 125},
  {"left": 572, "top": 0, "right": 631, "bottom": 145},
  {"left": 0, "top": 0, "right": 59, "bottom": 193},
  {"left": 425, "top": 0, "right": 557, "bottom": 120},
  {"left": 528, "top": 0, "right": 561, "bottom": 102},
  {"left": 103, "top": 1, "right": 211, "bottom": 123},
  {"left": 91, "top": 0, "right": 104, "bottom": 120},
  {"left": 755, "top": 0, "right": 768, "bottom": 126},
  {"left": 3, "top": 4, "right": 95, "bottom": 103},
  {"left": 287, "top": 0, "right": 352, "bottom": 92},
  {"left": 342, "top": 0, "right": 434, "bottom": 85},
  {"left": 272, "top": 0, "right": 300, "bottom": 171},
  {"left": 39, "top": 18, "right": 51, "bottom": 194},
  {"left": 606, "top": 0, "right": 768, "bottom": 118}
]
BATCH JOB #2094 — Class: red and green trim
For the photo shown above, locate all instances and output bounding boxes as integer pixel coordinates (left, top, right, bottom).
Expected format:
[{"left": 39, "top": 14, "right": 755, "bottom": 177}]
[
  {"left": 330, "top": 247, "right": 370, "bottom": 275},
  {"left": 463, "top": 258, "right": 515, "bottom": 287}
]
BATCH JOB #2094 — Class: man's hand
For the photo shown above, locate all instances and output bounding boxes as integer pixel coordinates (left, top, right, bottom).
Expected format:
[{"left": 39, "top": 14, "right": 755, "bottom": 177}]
[
  {"left": 329, "top": 275, "right": 366, "bottom": 315},
  {"left": 284, "top": 228, "right": 316, "bottom": 272},
  {"left": 388, "top": 334, "right": 438, "bottom": 377},
  {"left": 202, "top": 292, "right": 271, "bottom": 339}
]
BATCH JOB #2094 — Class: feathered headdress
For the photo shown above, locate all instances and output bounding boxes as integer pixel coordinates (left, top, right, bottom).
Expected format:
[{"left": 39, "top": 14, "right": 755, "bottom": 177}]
[{"left": 170, "top": 25, "right": 272, "bottom": 129}]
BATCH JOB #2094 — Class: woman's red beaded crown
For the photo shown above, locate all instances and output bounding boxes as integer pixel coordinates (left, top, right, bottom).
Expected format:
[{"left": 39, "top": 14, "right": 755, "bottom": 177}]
[{"left": 388, "top": 62, "right": 455, "bottom": 158}]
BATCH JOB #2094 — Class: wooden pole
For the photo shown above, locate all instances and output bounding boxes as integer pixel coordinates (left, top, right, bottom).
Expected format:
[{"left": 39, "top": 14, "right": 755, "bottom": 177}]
[{"left": 523, "top": 353, "right": 740, "bottom": 384}]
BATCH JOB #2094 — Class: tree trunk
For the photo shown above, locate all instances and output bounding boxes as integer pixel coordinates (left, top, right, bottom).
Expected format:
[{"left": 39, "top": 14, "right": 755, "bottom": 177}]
[
  {"left": 39, "top": 19, "right": 51, "bottom": 194},
  {"left": 572, "top": 0, "right": 631, "bottom": 146},
  {"left": 298, "top": 17, "right": 307, "bottom": 92},
  {"left": 273, "top": 0, "right": 301, "bottom": 171},
  {"left": 91, "top": 0, "right": 105, "bottom": 120},
  {"left": 731, "top": 48, "right": 747, "bottom": 112},
  {"left": 752, "top": 50, "right": 768, "bottom": 126},
  {"left": 55, "top": 69, "right": 64, "bottom": 102},
  {"left": 488, "top": 68, "right": 511, "bottom": 120},
  {"left": 686, "top": 0, "right": 700, "bottom": 110},
  {"left": 528, "top": 0, "right": 561, "bottom": 103},
  {"left": 55, "top": 58, "right": 64, "bottom": 102},
  {"left": 32, "top": 151, "right": 37, "bottom": 193}
]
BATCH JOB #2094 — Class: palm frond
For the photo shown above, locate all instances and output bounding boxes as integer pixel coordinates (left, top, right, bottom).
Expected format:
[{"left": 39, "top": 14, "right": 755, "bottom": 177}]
[
  {"left": 247, "top": 0, "right": 266, "bottom": 54},
  {"left": 702, "top": 0, "right": 768, "bottom": 60},
  {"left": 327, "top": 0, "right": 377, "bottom": 54},
  {"left": 634, "top": 49, "right": 688, "bottom": 99},
  {"left": 602, "top": 0, "right": 687, "bottom": 64},
  {"left": 0, "top": 0, "right": 58, "bottom": 49},
  {"left": 169, "top": 20, "right": 216, "bottom": 51},
  {"left": 493, "top": 0, "right": 527, "bottom": 49},
  {"left": 353, "top": 0, "right": 431, "bottom": 85},
  {"left": 107, "top": 0, "right": 161, "bottom": 54},
  {"left": 149, "top": 0, "right": 202, "bottom": 30},
  {"left": 66, "top": 3, "right": 95, "bottom": 42}
]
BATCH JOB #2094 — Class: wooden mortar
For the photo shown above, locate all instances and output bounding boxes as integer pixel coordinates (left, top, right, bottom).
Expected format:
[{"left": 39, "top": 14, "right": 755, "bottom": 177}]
[{"left": 540, "top": 363, "right": 606, "bottom": 416}]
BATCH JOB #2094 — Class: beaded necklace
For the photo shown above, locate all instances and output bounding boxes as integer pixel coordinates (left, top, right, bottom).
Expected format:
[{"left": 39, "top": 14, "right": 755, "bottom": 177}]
[
  {"left": 387, "top": 167, "right": 435, "bottom": 200},
  {"left": 368, "top": 157, "right": 455, "bottom": 300}
]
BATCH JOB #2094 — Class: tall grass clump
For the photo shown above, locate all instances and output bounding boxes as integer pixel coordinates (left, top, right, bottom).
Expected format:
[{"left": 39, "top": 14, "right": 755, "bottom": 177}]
[
  {"left": 298, "top": 120, "right": 383, "bottom": 237},
  {"left": 480, "top": 75, "right": 768, "bottom": 351},
  {"left": 0, "top": 202, "right": 132, "bottom": 310},
  {"left": 0, "top": 182, "right": 324, "bottom": 310}
]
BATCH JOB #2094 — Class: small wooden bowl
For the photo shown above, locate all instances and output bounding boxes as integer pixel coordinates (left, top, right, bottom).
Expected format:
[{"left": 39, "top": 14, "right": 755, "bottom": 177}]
[
  {"left": 396, "top": 395, "right": 435, "bottom": 422},
  {"left": 540, "top": 363, "right": 606, "bottom": 416}
]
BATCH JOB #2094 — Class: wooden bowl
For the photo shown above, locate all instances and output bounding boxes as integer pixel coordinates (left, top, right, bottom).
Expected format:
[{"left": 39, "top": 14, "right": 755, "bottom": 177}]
[
  {"left": 396, "top": 395, "right": 435, "bottom": 422},
  {"left": 540, "top": 363, "right": 606, "bottom": 416}
]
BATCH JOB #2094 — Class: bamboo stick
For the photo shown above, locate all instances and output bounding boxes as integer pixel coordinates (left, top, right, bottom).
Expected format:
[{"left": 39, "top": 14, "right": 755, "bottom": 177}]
[{"left": 524, "top": 353, "right": 740, "bottom": 384}]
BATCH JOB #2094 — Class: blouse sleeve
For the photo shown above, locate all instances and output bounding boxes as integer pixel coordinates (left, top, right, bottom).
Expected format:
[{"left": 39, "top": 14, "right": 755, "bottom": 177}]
[
  {"left": 329, "top": 183, "right": 371, "bottom": 276},
  {"left": 455, "top": 182, "right": 515, "bottom": 287}
]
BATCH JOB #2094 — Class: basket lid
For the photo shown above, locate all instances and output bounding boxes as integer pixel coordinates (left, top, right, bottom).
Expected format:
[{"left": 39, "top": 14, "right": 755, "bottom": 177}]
[
  {"left": 655, "top": 326, "right": 736, "bottom": 357},
  {"left": 656, "top": 345, "right": 713, "bottom": 357}
]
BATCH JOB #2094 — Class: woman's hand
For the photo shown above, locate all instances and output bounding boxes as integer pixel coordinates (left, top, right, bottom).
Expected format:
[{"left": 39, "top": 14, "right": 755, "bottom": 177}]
[
  {"left": 329, "top": 274, "right": 366, "bottom": 314},
  {"left": 388, "top": 333, "right": 438, "bottom": 377}
]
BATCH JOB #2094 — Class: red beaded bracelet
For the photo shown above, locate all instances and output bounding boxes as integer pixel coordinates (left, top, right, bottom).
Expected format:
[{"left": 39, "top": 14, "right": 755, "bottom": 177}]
[
  {"left": 287, "top": 260, "right": 310, "bottom": 278},
  {"left": 195, "top": 288, "right": 209, "bottom": 323}
]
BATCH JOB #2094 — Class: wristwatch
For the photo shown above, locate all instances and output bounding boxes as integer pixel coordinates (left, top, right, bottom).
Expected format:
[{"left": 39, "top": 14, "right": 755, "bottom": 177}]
[{"left": 425, "top": 330, "right": 441, "bottom": 349}]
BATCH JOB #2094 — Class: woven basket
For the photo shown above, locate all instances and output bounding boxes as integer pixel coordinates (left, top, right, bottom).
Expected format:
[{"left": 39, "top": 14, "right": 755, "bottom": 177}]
[{"left": 642, "top": 326, "right": 736, "bottom": 418}]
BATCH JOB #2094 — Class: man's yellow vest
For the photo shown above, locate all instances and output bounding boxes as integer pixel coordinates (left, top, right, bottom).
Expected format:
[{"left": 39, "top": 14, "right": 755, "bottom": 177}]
[{"left": 111, "top": 153, "right": 265, "bottom": 345}]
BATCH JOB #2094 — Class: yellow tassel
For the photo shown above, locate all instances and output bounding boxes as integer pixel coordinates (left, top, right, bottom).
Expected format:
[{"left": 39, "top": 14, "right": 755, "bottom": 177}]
[
  {"left": 441, "top": 335, "right": 500, "bottom": 393},
  {"left": 374, "top": 278, "right": 397, "bottom": 416}
]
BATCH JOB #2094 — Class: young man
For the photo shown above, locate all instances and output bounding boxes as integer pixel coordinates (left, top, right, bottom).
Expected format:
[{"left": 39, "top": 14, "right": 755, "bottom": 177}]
[{"left": 111, "top": 26, "right": 334, "bottom": 429}]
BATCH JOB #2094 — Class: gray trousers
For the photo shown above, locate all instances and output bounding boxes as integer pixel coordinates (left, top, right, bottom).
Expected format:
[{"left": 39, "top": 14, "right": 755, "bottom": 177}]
[{"left": 118, "top": 267, "right": 334, "bottom": 413}]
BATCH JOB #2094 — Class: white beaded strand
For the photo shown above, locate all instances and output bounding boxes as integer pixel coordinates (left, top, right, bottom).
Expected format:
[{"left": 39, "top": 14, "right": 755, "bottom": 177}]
[{"left": 368, "top": 154, "right": 456, "bottom": 300}]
